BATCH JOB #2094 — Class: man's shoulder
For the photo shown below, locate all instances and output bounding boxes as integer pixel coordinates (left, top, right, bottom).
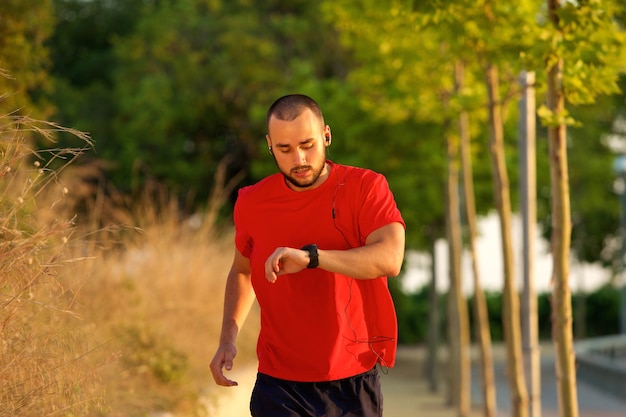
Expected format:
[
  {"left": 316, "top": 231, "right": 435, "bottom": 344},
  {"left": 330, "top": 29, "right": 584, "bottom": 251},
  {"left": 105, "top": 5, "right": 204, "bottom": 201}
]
[
  {"left": 336, "top": 163, "right": 386, "bottom": 186},
  {"left": 333, "top": 162, "right": 373, "bottom": 176},
  {"left": 237, "top": 173, "right": 282, "bottom": 199}
]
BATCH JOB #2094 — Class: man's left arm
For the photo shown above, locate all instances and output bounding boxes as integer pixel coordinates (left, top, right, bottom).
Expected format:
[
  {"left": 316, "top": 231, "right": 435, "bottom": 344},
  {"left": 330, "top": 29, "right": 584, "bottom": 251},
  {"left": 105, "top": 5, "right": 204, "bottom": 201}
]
[
  {"left": 318, "top": 222, "right": 405, "bottom": 279},
  {"left": 264, "top": 222, "right": 405, "bottom": 282}
]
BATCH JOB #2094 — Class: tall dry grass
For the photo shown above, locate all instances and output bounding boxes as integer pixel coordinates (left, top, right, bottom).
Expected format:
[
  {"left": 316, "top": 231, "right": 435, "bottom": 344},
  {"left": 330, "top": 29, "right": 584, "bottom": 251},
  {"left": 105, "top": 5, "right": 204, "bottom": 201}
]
[
  {"left": 61, "top": 193, "right": 260, "bottom": 417},
  {"left": 1, "top": 109, "right": 259, "bottom": 415},
  {"left": 1, "top": 113, "right": 103, "bottom": 416}
]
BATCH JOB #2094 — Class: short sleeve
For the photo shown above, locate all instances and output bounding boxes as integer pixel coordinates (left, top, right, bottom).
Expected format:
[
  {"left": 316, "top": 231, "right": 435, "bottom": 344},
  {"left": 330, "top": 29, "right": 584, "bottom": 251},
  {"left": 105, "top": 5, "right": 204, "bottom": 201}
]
[
  {"left": 358, "top": 172, "right": 405, "bottom": 240},
  {"left": 234, "top": 187, "right": 253, "bottom": 258}
]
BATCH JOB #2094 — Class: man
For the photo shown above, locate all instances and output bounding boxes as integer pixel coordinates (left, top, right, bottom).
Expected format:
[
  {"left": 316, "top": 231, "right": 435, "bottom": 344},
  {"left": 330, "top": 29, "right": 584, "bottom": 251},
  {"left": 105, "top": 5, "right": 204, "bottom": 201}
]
[{"left": 209, "top": 94, "right": 405, "bottom": 417}]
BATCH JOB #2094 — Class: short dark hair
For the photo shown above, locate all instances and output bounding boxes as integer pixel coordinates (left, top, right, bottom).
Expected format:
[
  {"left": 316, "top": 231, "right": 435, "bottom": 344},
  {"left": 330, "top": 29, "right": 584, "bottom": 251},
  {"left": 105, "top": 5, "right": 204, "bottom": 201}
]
[{"left": 266, "top": 94, "right": 325, "bottom": 131}]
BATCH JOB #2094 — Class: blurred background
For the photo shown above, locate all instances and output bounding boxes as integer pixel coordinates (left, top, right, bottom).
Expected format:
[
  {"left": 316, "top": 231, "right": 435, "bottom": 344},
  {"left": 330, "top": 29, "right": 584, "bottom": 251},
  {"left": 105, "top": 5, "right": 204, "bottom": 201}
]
[{"left": 2, "top": 0, "right": 626, "bottom": 416}]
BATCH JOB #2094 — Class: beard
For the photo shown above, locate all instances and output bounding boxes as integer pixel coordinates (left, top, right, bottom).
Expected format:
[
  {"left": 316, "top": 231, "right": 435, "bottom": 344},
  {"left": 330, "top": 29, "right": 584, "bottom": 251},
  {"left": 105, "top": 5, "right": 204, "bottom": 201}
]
[
  {"left": 281, "top": 162, "right": 326, "bottom": 189},
  {"left": 271, "top": 151, "right": 327, "bottom": 189}
]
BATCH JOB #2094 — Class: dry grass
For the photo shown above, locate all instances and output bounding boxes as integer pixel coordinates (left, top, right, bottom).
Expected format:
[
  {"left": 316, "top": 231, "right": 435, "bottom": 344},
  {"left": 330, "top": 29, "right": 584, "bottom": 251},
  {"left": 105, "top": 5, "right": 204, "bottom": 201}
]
[
  {"left": 1, "top": 113, "right": 103, "bottom": 416},
  {"left": 1, "top": 111, "right": 259, "bottom": 416},
  {"left": 62, "top": 200, "right": 260, "bottom": 416}
]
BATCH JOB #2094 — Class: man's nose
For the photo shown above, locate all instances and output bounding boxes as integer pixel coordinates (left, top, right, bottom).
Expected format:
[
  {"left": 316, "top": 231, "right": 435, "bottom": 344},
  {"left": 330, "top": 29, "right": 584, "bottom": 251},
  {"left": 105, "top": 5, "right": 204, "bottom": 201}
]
[{"left": 293, "top": 148, "right": 306, "bottom": 165}]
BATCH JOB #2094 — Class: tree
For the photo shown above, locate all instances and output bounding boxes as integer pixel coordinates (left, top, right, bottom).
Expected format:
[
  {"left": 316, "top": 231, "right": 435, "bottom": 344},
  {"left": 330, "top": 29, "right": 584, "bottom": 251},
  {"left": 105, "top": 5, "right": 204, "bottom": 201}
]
[
  {"left": 49, "top": 0, "right": 358, "bottom": 212},
  {"left": 534, "top": 3, "right": 626, "bottom": 274},
  {"left": 428, "top": 3, "right": 544, "bottom": 415},
  {"left": 445, "top": 100, "right": 472, "bottom": 416},
  {"left": 458, "top": 60, "right": 497, "bottom": 417},
  {"left": 540, "top": 1, "right": 625, "bottom": 416},
  {"left": 0, "top": 0, "right": 54, "bottom": 116},
  {"left": 48, "top": 0, "right": 148, "bottom": 149},
  {"left": 486, "top": 60, "right": 529, "bottom": 417}
]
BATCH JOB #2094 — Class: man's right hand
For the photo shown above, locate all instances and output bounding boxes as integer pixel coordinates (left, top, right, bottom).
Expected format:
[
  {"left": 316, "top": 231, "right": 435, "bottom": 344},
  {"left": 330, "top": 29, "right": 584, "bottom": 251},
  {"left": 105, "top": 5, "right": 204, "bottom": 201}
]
[{"left": 210, "top": 342, "right": 239, "bottom": 386}]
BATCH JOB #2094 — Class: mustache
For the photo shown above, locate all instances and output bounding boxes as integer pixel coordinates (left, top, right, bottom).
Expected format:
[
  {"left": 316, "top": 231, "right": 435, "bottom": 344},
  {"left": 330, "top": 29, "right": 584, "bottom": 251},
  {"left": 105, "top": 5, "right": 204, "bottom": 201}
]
[{"left": 290, "top": 165, "right": 312, "bottom": 173}]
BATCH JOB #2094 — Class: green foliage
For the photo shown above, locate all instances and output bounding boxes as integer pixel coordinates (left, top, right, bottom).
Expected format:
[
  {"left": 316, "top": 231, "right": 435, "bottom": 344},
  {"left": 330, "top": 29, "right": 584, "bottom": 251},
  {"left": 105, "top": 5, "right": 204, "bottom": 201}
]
[
  {"left": 50, "top": 0, "right": 147, "bottom": 88},
  {"left": 0, "top": 0, "right": 54, "bottom": 116},
  {"left": 12, "top": 0, "right": 626, "bottom": 259},
  {"left": 580, "top": 284, "right": 621, "bottom": 336},
  {"left": 324, "top": 0, "right": 545, "bottom": 253},
  {"left": 557, "top": 1, "right": 625, "bottom": 104},
  {"left": 482, "top": 291, "right": 505, "bottom": 341},
  {"left": 536, "top": 105, "right": 580, "bottom": 127},
  {"left": 48, "top": 0, "right": 148, "bottom": 150},
  {"left": 99, "top": 0, "right": 351, "bottom": 203},
  {"left": 111, "top": 0, "right": 250, "bottom": 194},
  {"left": 51, "top": 0, "right": 429, "bottom": 231},
  {"left": 567, "top": 105, "right": 621, "bottom": 266},
  {"left": 535, "top": 84, "right": 625, "bottom": 268},
  {"left": 327, "top": 0, "right": 626, "bottom": 265},
  {"left": 537, "top": 0, "right": 626, "bottom": 126}
]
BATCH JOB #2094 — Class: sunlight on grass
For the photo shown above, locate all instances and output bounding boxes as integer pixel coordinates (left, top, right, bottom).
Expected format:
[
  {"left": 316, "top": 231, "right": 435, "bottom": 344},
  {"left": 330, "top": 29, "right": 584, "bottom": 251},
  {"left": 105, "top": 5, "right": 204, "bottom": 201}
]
[{"left": 1, "top": 107, "right": 259, "bottom": 416}]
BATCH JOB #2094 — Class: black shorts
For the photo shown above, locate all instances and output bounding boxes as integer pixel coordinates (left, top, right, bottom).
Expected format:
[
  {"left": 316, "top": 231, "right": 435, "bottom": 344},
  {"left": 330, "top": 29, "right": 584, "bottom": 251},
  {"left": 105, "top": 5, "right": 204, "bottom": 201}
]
[{"left": 250, "top": 367, "right": 383, "bottom": 417}]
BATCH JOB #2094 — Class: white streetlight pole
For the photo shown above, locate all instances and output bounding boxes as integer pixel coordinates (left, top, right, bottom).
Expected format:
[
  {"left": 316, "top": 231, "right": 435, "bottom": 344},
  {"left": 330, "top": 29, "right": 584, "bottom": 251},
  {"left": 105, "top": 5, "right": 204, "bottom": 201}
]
[{"left": 612, "top": 154, "right": 626, "bottom": 334}]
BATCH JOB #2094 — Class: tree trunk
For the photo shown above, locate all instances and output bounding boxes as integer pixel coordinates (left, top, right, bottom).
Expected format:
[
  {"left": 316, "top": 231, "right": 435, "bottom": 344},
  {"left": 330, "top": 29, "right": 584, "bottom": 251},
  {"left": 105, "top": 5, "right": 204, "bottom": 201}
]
[
  {"left": 426, "top": 239, "right": 440, "bottom": 392},
  {"left": 445, "top": 125, "right": 471, "bottom": 417},
  {"left": 547, "top": 2, "right": 580, "bottom": 416},
  {"left": 519, "top": 70, "right": 542, "bottom": 417},
  {"left": 457, "top": 61, "right": 497, "bottom": 417},
  {"left": 485, "top": 62, "right": 528, "bottom": 417}
]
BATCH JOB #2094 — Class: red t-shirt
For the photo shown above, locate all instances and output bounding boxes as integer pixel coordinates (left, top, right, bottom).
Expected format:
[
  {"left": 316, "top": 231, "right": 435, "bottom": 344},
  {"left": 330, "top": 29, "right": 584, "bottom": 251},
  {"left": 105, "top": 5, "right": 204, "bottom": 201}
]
[{"left": 234, "top": 161, "right": 405, "bottom": 382}]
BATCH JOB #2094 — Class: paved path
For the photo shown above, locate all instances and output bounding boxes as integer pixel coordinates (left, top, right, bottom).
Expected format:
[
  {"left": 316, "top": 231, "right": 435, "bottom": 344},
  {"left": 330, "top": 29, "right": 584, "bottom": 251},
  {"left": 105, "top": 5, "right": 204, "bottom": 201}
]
[
  {"left": 473, "top": 346, "right": 626, "bottom": 417},
  {"left": 381, "top": 346, "right": 482, "bottom": 417},
  {"left": 381, "top": 344, "right": 626, "bottom": 417}
]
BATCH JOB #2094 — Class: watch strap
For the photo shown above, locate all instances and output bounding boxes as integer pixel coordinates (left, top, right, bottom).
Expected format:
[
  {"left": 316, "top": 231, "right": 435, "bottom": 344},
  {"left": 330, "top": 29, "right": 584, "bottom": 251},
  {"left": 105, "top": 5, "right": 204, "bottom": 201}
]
[{"left": 301, "top": 244, "right": 319, "bottom": 269}]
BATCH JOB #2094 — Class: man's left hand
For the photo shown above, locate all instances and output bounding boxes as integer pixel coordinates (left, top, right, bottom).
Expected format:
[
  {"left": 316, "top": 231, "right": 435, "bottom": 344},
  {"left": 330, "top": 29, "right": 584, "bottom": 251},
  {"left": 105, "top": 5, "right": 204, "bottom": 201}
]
[{"left": 264, "top": 247, "right": 309, "bottom": 283}]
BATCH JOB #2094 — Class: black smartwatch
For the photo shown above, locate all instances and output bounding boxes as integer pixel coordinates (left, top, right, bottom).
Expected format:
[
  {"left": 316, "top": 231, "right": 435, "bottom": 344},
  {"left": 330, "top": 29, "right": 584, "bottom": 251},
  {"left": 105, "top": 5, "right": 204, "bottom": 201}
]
[{"left": 301, "top": 244, "right": 319, "bottom": 269}]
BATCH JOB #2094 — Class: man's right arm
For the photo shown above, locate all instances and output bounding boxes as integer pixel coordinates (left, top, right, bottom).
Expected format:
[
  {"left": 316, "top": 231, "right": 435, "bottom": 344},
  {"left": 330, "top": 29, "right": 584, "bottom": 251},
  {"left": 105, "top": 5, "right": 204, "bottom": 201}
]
[{"left": 209, "top": 248, "right": 255, "bottom": 387}]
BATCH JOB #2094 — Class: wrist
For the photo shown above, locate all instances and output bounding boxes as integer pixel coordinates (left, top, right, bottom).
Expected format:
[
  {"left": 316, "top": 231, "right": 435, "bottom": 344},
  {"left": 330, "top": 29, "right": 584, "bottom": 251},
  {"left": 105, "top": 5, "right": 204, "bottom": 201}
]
[{"left": 301, "top": 244, "right": 319, "bottom": 269}]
